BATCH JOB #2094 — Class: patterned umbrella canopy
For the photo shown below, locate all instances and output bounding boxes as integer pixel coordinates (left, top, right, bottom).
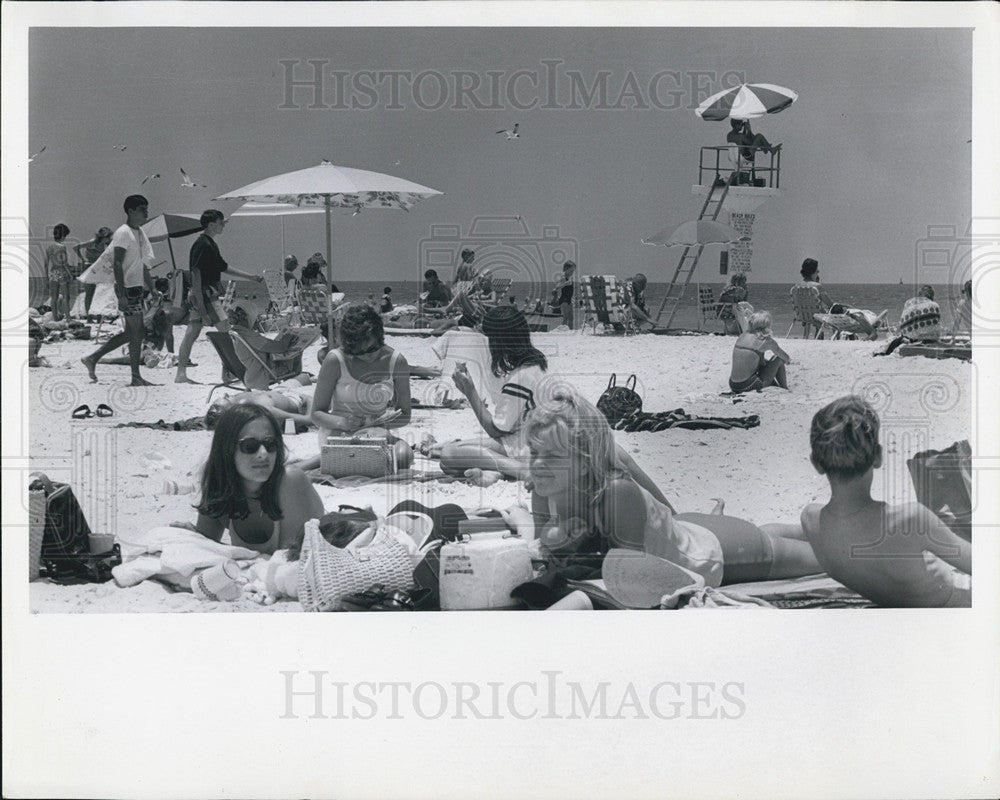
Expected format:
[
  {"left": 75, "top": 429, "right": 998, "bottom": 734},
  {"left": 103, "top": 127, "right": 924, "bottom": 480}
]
[
  {"left": 216, "top": 161, "right": 443, "bottom": 339},
  {"left": 642, "top": 220, "right": 745, "bottom": 247},
  {"left": 695, "top": 83, "right": 798, "bottom": 121}
]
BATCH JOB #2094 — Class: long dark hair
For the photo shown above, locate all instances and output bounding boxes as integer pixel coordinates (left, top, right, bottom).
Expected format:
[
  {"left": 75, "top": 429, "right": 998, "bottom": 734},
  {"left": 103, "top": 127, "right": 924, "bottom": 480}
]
[
  {"left": 481, "top": 305, "right": 547, "bottom": 377},
  {"left": 196, "top": 403, "right": 286, "bottom": 522}
]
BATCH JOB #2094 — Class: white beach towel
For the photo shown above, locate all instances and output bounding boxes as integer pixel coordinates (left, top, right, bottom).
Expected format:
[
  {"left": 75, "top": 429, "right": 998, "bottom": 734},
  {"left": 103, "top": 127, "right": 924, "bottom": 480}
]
[
  {"left": 112, "top": 525, "right": 265, "bottom": 589},
  {"left": 78, "top": 233, "right": 155, "bottom": 284}
]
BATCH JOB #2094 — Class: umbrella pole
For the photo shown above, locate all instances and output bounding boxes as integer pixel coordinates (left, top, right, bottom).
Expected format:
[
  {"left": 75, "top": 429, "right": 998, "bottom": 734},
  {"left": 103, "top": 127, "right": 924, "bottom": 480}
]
[
  {"left": 325, "top": 200, "right": 334, "bottom": 345},
  {"left": 166, "top": 237, "right": 177, "bottom": 274}
]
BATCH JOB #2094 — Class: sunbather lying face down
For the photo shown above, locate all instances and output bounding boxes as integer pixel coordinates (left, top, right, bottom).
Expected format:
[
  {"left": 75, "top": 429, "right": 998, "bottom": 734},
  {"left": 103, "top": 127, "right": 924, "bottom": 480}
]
[
  {"left": 205, "top": 376, "right": 314, "bottom": 430},
  {"left": 178, "top": 402, "right": 325, "bottom": 555},
  {"left": 523, "top": 385, "right": 820, "bottom": 586}
]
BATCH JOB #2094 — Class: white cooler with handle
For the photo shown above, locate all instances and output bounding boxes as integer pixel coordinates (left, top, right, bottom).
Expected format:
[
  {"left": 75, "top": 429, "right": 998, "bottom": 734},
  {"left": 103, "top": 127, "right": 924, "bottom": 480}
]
[{"left": 439, "top": 531, "right": 532, "bottom": 610}]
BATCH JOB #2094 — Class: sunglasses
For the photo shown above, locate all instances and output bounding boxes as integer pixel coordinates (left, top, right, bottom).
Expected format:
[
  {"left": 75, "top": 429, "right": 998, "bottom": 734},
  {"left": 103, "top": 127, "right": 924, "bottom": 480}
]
[{"left": 237, "top": 436, "right": 280, "bottom": 455}]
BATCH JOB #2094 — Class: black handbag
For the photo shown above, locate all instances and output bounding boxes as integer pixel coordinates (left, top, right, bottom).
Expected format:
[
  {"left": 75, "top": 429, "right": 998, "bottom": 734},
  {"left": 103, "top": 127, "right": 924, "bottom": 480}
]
[
  {"left": 596, "top": 374, "right": 642, "bottom": 425},
  {"left": 28, "top": 473, "right": 120, "bottom": 584}
]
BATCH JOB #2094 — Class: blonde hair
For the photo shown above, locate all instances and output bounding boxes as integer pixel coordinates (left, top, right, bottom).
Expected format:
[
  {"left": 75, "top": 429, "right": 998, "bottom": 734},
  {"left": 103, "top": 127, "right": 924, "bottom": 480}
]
[
  {"left": 525, "top": 379, "right": 623, "bottom": 504},
  {"left": 747, "top": 310, "right": 772, "bottom": 334}
]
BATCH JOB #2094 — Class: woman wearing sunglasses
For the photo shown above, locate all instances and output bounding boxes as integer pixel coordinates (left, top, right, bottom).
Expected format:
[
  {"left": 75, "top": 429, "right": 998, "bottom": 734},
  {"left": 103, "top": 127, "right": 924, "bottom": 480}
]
[
  {"left": 311, "top": 304, "right": 412, "bottom": 445},
  {"left": 187, "top": 402, "right": 324, "bottom": 555}
]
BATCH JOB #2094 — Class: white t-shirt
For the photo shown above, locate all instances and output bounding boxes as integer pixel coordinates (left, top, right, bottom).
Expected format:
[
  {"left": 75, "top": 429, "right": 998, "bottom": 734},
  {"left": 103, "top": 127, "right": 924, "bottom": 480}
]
[
  {"left": 431, "top": 329, "right": 500, "bottom": 403},
  {"left": 111, "top": 223, "right": 155, "bottom": 288},
  {"left": 492, "top": 364, "right": 546, "bottom": 457}
]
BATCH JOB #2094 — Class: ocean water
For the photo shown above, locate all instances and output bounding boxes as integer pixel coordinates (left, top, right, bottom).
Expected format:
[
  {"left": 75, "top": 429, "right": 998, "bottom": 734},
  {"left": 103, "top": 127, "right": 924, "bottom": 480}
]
[{"left": 29, "top": 277, "right": 963, "bottom": 333}]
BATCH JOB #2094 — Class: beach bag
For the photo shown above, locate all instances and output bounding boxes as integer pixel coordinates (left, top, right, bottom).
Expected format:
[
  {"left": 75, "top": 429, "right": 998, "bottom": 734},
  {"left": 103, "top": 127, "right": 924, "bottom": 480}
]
[
  {"left": 907, "top": 440, "right": 972, "bottom": 541},
  {"left": 321, "top": 435, "right": 396, "bottom": 478},
  {"left": 27, "top": 473, "right": 120, "bottom": 584},
  {"left": 439, "top": 531, "right": 533, "bottom": 610},
  {"left": 297, "top": 519, "right": 415, "bottom": 612},
  {"left": 596, "top": 374, "right": 642, "bottom": 425}
]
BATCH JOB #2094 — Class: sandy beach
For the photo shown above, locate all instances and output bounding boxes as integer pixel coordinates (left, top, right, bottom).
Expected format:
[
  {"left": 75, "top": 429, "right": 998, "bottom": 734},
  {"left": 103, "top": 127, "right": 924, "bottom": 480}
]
[{"left": 26, "top": 328, "right": 972, "bottom": 613}]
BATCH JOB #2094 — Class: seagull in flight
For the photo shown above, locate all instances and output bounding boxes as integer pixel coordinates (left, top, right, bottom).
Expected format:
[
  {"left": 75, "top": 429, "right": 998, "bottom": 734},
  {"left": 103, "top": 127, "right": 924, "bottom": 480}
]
[
  {"left": 28, "top": 146, "right": 46, "bottom": 163},
  {"left": 180, "top": 167, "right": 206, "bottom": 188},
  {"left": 113, "top": 144, "right": 128, "bottom": 151},
  {"left": 141, "top": 173, "right": 161, "bottom": 185},
  {"left": 496, "top": 123, "right": 520, "bottom": 140}
]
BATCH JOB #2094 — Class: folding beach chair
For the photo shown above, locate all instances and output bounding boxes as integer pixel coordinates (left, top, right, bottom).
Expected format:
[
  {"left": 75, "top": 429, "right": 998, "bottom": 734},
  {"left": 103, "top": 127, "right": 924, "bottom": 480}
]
[
  {"left": 786, "top": 284, "right": 826, "bottom": 339},
  {"left": 205, "top": 325, "right": 321, "bottom": 402},
  {"left": 813, "top": 309, "right": 889, "bottom": 341},
  {"left": 697, "top": 285, "right": 721, "bottom": 330},
  {"left": 579, "top": 275, "right": 631, "bottom": 334},
  {"left": 489, "top": 277, "right": 513, "bottom": 302},
  {"left": 258, "top": 269, "right": 297, "bottom": 330}
]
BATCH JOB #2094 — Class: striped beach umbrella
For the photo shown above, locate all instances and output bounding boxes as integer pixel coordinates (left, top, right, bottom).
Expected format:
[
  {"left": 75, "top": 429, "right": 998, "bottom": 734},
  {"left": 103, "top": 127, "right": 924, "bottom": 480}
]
[{"left": 695, "top": 83, "right": 798, "bottom": 121}]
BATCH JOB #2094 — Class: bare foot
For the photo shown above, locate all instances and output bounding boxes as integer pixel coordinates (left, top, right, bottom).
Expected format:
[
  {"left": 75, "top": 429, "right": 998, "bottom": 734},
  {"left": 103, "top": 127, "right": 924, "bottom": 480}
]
[
  {"left": 464, "top": 468, "right": 503, "bottom": 487},
  {"left": 174, "top": 375, "right": 201, "bottom": 384},
  {"left": 709, "top": 497, "right": 726, "bottom": 515},
  {"left": 130, "top": 376, "right": 159, "bottom": 387},
  {"left": 80, "top": 356, "right": 98, "bottom": 383}
]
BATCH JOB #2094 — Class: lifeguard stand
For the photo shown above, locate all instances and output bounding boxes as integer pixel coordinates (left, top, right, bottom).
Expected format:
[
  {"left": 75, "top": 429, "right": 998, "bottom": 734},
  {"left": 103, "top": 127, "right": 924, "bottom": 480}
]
[{"left": 652, "top": 145, "right": 783, "bottom": 329}]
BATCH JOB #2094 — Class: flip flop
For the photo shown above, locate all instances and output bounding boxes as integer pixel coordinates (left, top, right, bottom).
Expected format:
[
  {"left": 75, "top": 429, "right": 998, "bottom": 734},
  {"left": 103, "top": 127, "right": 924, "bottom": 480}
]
[
  {"left": 72, "top": 404, "right": 94, "bottom": 419},
  {"left": 95, "top": 403, "right": 114, "bottom": 418}
]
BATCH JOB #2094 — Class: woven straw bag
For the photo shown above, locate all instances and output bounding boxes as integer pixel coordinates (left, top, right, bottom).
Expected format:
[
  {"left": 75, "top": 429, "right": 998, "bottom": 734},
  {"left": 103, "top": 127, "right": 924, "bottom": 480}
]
[
  {"left": 28, "top": 489, "right": 46, "bottom": 581},
  {"left": 320, "top": 436, "right": 396, "bottom": 478},
  {"left": 297, "top": 519, "right": 415, "bottom": 612}
]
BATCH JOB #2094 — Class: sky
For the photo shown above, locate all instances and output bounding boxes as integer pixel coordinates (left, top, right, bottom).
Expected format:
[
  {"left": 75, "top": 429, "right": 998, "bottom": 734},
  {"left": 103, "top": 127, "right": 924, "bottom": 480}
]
[{"left": 24, "top": 26, "right": 973, "bottom": 286}]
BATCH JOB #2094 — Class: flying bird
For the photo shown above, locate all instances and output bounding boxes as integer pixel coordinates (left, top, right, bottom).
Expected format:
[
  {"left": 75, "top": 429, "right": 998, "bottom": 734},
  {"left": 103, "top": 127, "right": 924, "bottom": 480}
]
[
  {"left": 28, "top": 146, "right": 46, "bottom": 163},
  {"left": 141, "top": 173, "right": 161, "bottom": 185},
  {"left": 179, "top": 167, "right": 206, "bottom": 188},
  {"left": 113, "top": 144, "right": 128, "bottom": 151},
  {"left": 351, "top": 205, "right": 363, "bottom": 217},
  {"left": 392, "top": 160, "right": 401, "bottom": 166},
  {"left": 496, "top": 123, "right": 520, "bottom": 140}
]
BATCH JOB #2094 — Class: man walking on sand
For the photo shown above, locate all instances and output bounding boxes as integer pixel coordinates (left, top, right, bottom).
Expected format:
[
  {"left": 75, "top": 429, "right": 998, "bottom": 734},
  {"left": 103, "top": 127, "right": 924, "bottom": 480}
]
[
  {"left": 175, "top": 209, "right": 263, "bottom": 384},
  {"left": 81, "top": 195, "right": 162, "bottom": 387}
]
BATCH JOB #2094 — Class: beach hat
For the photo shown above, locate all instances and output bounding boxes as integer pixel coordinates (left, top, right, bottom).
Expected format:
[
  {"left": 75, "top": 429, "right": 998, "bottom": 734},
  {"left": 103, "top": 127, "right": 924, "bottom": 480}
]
[{"left": 602, "top": 549, "right": 705, "bottom": 609}]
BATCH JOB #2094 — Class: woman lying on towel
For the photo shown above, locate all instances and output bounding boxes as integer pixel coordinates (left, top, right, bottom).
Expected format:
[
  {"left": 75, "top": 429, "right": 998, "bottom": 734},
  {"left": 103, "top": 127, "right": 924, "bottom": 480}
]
[
  {"left": 435, "top": 306, "right": 674, "bottom": 508},
  {"left": 728, "top": 311, "right": 791, "bottom": 393},
  {"left": 205, "top": 374, "right": 315, "bottom": 431},
  {"left": 518, "top": 383, "right": 821, "bottom": 586},
  {"left": 173, "top": 402, "right": 324, "bottom": 555},
  {"left": 311, "top": 304, "right": 412, "bottom": 445}
]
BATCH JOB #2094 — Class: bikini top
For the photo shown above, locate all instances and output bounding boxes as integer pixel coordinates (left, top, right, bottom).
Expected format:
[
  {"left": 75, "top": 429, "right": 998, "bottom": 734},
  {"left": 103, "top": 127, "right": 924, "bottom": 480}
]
[
  {"left": 228, "top": 516, "right": 281, "bottom": 555},
  {"left": 328, "top": 349, "right": 401, "bottom": 419}
]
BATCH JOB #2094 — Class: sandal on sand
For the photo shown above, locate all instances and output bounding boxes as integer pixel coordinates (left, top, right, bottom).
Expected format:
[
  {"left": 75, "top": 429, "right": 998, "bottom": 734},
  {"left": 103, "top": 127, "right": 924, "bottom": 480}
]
[
  {"left": 72, "top": 404, "right": 94, "bottom": 419},
  {"left": 95, "top": 403, "right": 114, "bottom": 418}
]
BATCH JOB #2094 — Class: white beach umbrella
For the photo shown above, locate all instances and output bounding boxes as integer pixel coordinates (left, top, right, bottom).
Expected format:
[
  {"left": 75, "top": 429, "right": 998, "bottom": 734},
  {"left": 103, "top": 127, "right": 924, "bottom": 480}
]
[
  {"left": 216, "top": 161, "right": 443, "bottom": 340},
  {"left": 695, "top": 83, "right": 798, "bottom": 121},
  {"left": 642, "top": 220, "right": 746, "bottom": 247}
]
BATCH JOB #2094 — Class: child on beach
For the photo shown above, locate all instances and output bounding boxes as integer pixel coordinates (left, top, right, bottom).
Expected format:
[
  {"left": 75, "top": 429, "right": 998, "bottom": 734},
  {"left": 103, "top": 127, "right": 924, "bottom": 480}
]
[
  {"left": 175, "top": 402, "right": 324, "bottom": 555},
  {"left": 520, "top": 385, "right": 820, "bottom": 585},
  {"left": 311, "top": 304, "right": 412, "bottom": 444},
  {"left": 800, "top": 396, "right": 971, "bottom": 607},
  {"left": 44, "top": 223, "right": 73, "bottom": 322},
  {"left": 728, "top": 311, "right": 791, "bottom": 393}
]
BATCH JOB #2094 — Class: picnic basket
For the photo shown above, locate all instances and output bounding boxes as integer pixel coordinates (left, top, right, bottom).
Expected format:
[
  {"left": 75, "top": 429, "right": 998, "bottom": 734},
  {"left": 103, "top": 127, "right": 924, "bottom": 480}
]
[{"left": 321, "top": 435, "right": 397, "bottom": 478}]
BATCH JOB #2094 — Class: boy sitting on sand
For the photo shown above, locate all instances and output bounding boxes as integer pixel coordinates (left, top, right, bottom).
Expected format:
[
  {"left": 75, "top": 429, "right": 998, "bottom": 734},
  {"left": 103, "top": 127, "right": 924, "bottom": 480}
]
[{"left": 800, "top": 396, "right": 971, "bottom": 607}]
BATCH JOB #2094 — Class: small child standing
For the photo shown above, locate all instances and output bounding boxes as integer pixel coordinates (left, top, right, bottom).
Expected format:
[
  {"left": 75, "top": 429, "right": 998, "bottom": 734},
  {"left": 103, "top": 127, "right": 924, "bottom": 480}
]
[
  {"left": 380, "top": 286, "right": 393, "bottom": 314},
  {"left": 801, "top": 396, "right": 971, "bottom": 607}
]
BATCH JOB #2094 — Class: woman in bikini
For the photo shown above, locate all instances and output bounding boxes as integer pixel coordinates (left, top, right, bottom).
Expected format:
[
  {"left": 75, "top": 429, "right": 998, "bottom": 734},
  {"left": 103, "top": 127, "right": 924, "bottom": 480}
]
[
  {"left": 45, "top": 223, "right": 74, "bottom": 322},
  {"left": 728, "top": 311, "right": 791, "bottom": 393},
  {"left": 310, "top": 304, "right": 412, "bottom": 445},
  {"left": 185, "top": 402, "right": 324, "bottom": 555}
]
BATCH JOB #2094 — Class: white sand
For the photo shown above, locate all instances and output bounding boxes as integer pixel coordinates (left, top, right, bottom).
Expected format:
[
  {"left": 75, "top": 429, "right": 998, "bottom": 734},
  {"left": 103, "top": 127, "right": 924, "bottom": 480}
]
[{"left": 27, "top": 329, "right": 972, "bottom": 612}]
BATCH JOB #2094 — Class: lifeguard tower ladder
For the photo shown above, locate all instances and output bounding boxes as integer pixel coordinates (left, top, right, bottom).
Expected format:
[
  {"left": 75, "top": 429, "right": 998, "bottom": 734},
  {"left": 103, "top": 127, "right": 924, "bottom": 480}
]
[{"left": 652, "top": 145, "right": 782, "bottom": 330}]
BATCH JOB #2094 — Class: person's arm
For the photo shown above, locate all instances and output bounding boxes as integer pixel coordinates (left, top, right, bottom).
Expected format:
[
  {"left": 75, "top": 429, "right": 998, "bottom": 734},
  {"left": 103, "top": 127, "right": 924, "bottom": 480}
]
[
  {"left": 111, "top": 247, "right": 128, "bottom": 304},
  {"left": 385, "top": 352, "right": 412, "bottom": 429},
  {"left": 599, "top": 478, "right": 647, "bottom": 551},
  {"left": 912, "top": 505, "right": 972, "bottom": 574},
  {"left": 309, "top": 353, "right": 358, "bottom": 432},
  {"left": 452, "top": 363, "right": 505, "bottom": 440},
  {"left": 43, "top": 246, "right": 51, "bottom": 282},
  {"left": 227, "top": 265, "right": 265, "bottom": 283},
  {"left": 763, "top": 336, "right": 791, "bottom": 364},
  {"left": 613, "top": 444, "right": 675, "bottom": 512},
  {"left": 278, "top": 467, "right": 325, "bottom": 551},
  {"left": 817, "top": 286, "right": 835, "bottom": 311},
  {"left": 192, "top": 512, "right": 226, "bottom": 542},
  {"left": 73, "top": 240, "right": 90, "bottom": 263}
]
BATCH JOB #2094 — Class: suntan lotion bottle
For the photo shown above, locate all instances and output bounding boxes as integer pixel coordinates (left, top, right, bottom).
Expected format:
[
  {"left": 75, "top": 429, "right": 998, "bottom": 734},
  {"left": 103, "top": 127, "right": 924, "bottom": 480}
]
[{"left": 284, "top": 418, "right": 296, "bottom": 436}]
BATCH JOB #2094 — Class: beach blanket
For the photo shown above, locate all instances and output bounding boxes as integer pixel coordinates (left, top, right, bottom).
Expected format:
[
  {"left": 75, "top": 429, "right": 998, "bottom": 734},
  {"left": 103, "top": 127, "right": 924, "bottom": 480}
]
[
  {"left": 719, "top": 573, "right": 875, "bottom": 608},
  {"left": 612, "top": 408, "right": 760, "bottom": 433},
  {"left": 306, "top": 466, "right": 451, "bottom": 487},
  {"left": 112, "top": 525, "right": 265, "bottom": 590},
  {"left": 896, "top": 342, "right": 971, "bottom": 362}
]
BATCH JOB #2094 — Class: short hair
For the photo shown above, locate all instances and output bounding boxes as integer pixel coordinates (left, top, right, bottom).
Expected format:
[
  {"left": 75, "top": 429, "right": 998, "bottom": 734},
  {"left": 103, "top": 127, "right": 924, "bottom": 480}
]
[
  {"left": 424, "top": 269, "right": 438, "bottom": 281},
  {"left": 563, "top": 260, "right": 577, "bottom": 272},
  {"left": 632, "top": 272, "right": 647, "bottom": 288},
  {"left": 747, "top": 310, "right": 771, "bottom": 334},
  {"left": 730, "top": 272, "right": 748, "bottom": 287},
  {"left": 52, "top": 223, "right": 70, "bottom": 241},
  {"left": 96, "top": 227, "right": 113, "bottom": 240},
  {"left": 918, "top": 284, "right": 935, "bottom": 300},
  {"left": 196, "top": 403, "right": 286, "bottom": 522},
  {"left": 962, "top": 279, "right": 972, "bottom": 297},
  {"left": 123, "top": 195, "right": 149, "bottom": 214},
  {"left": 810, "top": 395, "right": 881, "bottom": 479},
  {"left": 200, "top": 209, "right": 224, "bottom": 228},
  {"left": 461, "top": 248, "right": 475, "bottom": 260},
  {"left": 338, "top": 304, "right": 384, "bottom": 355},
  {"left": 284, "top": 255, "right": 298, "bottom": 269},
  {"left": 800, "top": 258, "right": 819, "bottom": 280},
  {"left": 154, "top": 277, "right": 170, "bottom": 294},
  {"left": 383, "top": 286, "right": 392, "bottom": 294}
]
